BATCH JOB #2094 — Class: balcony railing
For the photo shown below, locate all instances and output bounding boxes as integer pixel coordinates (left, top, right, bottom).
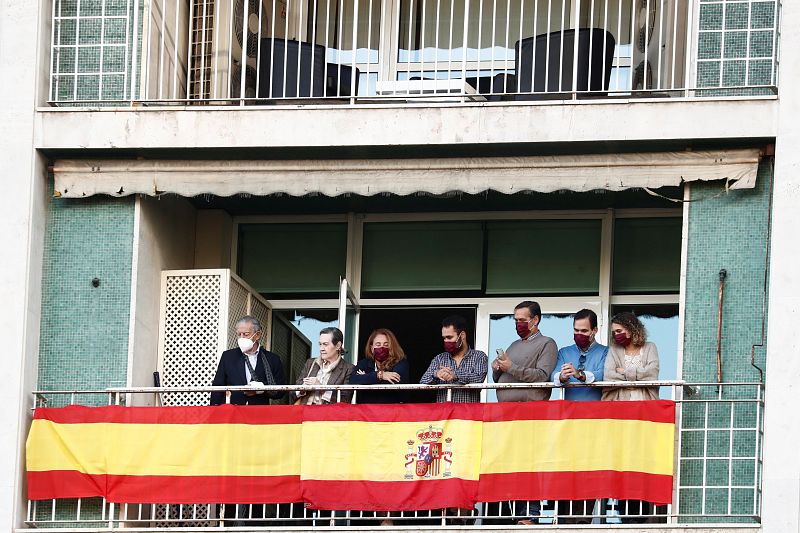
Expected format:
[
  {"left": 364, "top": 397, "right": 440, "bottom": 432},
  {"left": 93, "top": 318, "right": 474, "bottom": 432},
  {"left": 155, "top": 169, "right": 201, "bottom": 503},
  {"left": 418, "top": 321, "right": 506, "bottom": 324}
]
[
  {"left": 26, "top": 381, "right": 763, "bottom": 528},
  {"left": 47, "top": 0, "right": 779, "bottom": 106}
]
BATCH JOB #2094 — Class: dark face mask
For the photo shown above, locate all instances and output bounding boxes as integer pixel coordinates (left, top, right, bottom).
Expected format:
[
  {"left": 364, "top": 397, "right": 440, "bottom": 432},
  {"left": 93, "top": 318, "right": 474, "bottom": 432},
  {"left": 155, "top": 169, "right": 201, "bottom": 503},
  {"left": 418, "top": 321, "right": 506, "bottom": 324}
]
[
  {"left": 443, "top": 336, "right": 462, "bottom": 355},
  {"left": 515, "top": 320, "right": 531, "bottom": 339},
  {"left": 373, "top": 346, "right": 390, "bottom": 362},
  {"left": 614, "top": 332, "right": 632, "bottom": 347},
  {"left": 574, "top": 333, "right": 593, "bottom": 351}
]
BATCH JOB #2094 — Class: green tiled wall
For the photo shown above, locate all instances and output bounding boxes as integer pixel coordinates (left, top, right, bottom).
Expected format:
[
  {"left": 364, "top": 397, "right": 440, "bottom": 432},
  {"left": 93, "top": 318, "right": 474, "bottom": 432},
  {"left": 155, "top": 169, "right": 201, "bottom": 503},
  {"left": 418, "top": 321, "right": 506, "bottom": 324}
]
[
  {"left": 38, "top": 191, "right": 135, "bottom": 400},
  {"left": 679, "top": 160, "right": 772, "bottom": 522},
  {"left": 697, "top": 0, "right": 778, "bottom": 95}
]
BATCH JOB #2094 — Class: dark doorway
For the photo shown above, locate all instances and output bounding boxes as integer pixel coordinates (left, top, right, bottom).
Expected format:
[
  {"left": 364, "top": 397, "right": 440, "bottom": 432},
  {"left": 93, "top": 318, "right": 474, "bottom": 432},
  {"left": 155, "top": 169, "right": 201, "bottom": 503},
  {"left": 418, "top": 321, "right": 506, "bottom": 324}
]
[{"left": 357, "top": 306, "right": 477, "bottom": 403}]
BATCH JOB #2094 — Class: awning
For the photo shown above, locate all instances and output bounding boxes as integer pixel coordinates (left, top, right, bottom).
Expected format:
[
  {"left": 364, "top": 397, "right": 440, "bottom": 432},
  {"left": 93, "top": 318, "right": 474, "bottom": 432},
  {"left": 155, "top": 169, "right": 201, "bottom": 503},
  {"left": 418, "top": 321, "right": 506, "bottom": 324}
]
[{"left": 52, "top": 148, "right": 761, "bottom": 198}]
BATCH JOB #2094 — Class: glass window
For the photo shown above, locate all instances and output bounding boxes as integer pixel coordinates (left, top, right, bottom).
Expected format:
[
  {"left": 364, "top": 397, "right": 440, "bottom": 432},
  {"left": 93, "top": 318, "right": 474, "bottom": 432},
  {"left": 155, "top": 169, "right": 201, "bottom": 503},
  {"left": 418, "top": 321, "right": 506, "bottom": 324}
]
[
  {"left": 237, "top": 223, "right": 347, "bottom": 296},
  {"left": 612, "top": 217, "right": 681, "bottom": 294},
  {"left": 486, "top": 220, "right": 602, "bottom": 294},
  {"left": 361, "top": 221, "right": 484, "bottom": 293},
  {"left": 272, "top": 308, "right": 338, "bottom": 382}
]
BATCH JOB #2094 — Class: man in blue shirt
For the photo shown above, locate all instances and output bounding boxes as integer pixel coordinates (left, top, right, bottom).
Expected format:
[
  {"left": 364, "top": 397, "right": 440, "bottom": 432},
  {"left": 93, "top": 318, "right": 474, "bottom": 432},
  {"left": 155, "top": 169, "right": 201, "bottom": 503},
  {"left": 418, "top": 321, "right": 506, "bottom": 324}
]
[
  {"left": 552, "top": 308, "right": 608, "bottom": 401},
  {"left": 551, "top": 308, "right": 608, "bottom": 524}
]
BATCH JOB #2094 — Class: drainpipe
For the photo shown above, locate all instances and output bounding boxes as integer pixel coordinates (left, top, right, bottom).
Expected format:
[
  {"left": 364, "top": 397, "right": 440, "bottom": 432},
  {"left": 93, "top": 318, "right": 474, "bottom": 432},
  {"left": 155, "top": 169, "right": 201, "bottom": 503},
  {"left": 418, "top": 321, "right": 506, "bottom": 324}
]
[{"left": 716, "top": 268, "right": 727, "bottom": 385}]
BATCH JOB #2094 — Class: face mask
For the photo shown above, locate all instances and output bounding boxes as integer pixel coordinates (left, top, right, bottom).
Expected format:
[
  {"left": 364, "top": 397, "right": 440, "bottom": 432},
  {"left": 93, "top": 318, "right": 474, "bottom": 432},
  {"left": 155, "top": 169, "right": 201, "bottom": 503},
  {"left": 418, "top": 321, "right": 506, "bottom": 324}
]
[
  {"left": 238, "top": 336, "right": 255, "bottom": 352},
  {"left": 574, "top": 333, "right": 593, "bottom": 351},
  {"left": 373, "top": 346, "right": 390, "bottom": 362},
  {"left": 515, "top": 320, "right": 531, "bottom": 339},
  {"left": 443, "top": 336, "right": 462, "bottom": 355},
  {"left": 614, "top": 332, "right": 632, "bottom": 347}
]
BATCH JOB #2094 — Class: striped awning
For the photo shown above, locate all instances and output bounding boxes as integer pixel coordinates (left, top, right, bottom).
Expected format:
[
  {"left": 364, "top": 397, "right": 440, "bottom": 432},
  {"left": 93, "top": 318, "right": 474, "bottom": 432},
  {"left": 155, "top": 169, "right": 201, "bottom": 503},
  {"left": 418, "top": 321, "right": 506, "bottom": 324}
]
[{"left": 52, "top": 148, "right": 761, "bottom": 198}]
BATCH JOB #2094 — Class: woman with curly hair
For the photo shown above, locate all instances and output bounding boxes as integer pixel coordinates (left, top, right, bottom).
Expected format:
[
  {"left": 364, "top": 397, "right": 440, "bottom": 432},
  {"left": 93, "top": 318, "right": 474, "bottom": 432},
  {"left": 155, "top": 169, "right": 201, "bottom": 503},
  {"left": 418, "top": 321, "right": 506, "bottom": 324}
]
[
  {"left": 602, "top": 311, "right": 660, "bottom": 401},
  {"left": 349, "top": 328, "right": 410, "bottom": 404},
  {"left": 602, "top": 311, "right": 661, "bottom": 523}
]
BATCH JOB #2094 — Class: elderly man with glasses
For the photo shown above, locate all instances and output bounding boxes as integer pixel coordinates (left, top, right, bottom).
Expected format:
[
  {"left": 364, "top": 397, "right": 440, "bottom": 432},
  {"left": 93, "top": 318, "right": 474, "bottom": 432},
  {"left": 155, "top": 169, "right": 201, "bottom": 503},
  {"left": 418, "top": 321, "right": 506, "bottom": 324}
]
[
  {"left": 210, "top": 315, "right": 286, "bottom": 406},
  {"left": 551, "top": 308, "right": 609, "bottom": 524}
]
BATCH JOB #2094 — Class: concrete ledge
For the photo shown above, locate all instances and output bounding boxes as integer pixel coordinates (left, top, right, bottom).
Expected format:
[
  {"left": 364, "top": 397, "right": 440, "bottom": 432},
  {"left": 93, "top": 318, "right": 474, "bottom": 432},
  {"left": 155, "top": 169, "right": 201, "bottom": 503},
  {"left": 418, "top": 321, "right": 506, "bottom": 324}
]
[{"left": 34, "top": 98, "right": 777, "bottom": 151}]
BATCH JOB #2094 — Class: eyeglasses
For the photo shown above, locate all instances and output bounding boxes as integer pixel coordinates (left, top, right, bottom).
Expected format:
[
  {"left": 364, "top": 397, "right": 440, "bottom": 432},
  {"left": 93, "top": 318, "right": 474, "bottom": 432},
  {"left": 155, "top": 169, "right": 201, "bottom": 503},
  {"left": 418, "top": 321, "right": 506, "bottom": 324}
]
[
  {"left": 578, "top": 353, "right": 587, "bottom": 371},
  {"left": 236, "top": 331, "right": 257, "bottom": 338}
]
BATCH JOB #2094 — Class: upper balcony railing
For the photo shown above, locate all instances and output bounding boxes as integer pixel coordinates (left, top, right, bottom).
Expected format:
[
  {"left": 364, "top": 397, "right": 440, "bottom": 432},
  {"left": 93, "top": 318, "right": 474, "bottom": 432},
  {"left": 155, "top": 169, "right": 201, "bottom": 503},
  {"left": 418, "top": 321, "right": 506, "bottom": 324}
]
[
  {"left": 47, "top": 0, "right": 779, "bottom": 106},
  {"left": 26, "top": 381, "right": 763, "bottom": 528}
]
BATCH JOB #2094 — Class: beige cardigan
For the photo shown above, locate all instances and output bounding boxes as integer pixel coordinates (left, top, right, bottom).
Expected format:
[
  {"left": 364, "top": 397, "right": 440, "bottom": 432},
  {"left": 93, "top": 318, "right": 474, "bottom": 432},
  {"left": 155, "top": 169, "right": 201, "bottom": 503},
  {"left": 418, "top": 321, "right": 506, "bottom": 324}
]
[{"left": 602, "top": 342, "right": 660, "bottom": 401}]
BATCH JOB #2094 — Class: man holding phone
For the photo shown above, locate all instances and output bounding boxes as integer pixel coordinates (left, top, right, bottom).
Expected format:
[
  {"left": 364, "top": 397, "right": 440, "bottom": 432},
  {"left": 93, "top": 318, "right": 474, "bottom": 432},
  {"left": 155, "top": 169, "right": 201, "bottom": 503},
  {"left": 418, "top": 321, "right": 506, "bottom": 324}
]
[{"left": 491, "top": 300, "right": 558, "bottom": 525}]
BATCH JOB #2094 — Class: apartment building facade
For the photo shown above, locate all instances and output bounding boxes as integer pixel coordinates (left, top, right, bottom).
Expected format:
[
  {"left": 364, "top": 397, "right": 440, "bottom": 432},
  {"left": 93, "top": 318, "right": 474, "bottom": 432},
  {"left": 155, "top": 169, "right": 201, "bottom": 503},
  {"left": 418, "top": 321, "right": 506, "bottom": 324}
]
[{"left": 1, "top": 0, "right": 799, "bottom": 530}]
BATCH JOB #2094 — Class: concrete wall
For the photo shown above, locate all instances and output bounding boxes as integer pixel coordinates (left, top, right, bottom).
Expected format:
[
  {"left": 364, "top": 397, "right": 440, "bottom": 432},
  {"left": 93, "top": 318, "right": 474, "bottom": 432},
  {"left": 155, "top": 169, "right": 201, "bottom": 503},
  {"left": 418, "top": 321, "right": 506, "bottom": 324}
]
[{"left": 127, "top": 195, "right": 197, "bottom": 405}]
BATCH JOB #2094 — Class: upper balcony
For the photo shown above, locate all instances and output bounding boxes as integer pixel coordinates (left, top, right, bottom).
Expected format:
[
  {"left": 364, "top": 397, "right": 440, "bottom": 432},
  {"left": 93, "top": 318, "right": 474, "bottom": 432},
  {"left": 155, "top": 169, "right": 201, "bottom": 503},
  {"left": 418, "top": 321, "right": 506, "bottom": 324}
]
[{"left": 47, "top": 0, "right": 779, "bottom": 107}]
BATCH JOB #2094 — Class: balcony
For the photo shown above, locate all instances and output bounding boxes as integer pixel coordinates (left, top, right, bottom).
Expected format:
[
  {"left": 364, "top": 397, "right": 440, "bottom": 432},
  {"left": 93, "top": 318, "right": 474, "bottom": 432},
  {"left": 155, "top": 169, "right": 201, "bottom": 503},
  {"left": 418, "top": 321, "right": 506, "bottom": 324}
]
[
  {"left": 47, "top": 0, "right": 780, "bottom": 107},
  {"left": 25, "top": 381, "right": 763, "bottom": 529}
]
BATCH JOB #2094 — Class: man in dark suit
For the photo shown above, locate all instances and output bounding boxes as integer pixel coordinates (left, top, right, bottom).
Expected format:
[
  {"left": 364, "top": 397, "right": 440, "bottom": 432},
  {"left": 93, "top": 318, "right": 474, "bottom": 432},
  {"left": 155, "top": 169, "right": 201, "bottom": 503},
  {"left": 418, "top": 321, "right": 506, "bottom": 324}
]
[{"left": 210, "top": 315, "right": 286, "bottom": 405}]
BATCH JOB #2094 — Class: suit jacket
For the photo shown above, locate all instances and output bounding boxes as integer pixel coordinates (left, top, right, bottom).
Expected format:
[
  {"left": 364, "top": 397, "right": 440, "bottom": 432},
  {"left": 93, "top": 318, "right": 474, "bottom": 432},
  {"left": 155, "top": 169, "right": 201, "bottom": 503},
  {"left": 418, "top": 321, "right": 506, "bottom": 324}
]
[
  {"left": 295, "top": 357, "right": 355, "bottom": 404},
  {"left": 210, "top": 346, "right": 286, "bottom": 405},
  {"left": 602, "top": 341, "right": 660, "bottom": 401}
]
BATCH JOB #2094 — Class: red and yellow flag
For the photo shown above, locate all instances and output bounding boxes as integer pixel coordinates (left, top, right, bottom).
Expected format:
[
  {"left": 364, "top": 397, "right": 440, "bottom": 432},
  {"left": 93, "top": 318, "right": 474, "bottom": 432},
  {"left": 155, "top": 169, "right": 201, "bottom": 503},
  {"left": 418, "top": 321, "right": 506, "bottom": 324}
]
[{"left": 27, "top": 401, "right": 674, "bottom": 510}]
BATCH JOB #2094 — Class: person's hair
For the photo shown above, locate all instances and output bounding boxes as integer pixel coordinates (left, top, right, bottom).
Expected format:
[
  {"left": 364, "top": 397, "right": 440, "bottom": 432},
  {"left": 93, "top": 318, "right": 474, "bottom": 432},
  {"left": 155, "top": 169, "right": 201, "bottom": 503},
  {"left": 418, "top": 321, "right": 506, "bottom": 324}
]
[
  {"left": 364, "top": 328, "right": 406, "bottom": 370},
  {"left": 236, "top": 315, "right": 262, "bottom": 334},
  {"left": 441, "top": 315, "right": 468, "bottom": 335},
  {"left": 574, "top": 308, "right": 598, "bottom": 329},
  {"left": 610, "top": 312, "right": 647, "bottom": 347},
  {"left": 514, "top": 301, "right": 542, "bottom": 320},
  {"left": 319, "top": 327, "right": 346, "bottom": 355}
]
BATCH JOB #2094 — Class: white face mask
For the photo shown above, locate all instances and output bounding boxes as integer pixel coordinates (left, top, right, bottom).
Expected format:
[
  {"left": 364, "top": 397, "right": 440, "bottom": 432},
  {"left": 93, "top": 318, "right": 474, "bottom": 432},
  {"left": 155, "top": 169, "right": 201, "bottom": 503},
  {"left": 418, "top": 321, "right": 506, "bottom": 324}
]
[{"left": 237, "top": 337, "right": 255, "bottom": 352}]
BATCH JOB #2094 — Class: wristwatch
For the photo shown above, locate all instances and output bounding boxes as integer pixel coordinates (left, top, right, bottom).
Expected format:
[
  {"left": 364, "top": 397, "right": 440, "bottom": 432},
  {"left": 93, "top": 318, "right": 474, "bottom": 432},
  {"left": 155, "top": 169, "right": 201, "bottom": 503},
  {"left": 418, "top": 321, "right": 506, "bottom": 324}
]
[{"left": 577, "top": 370, "right": 586, "bottom": 381}]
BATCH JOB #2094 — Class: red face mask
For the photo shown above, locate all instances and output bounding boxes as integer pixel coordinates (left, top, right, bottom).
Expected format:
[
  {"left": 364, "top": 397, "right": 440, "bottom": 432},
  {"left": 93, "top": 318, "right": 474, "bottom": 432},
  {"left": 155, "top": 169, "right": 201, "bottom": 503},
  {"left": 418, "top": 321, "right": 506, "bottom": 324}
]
[
  {"left": 444, "top": 336, "right": 462, "bottom": 355},
  {"left": 614, "top": 332, "right": 632, "bottom": 347},
  {"left": 574, "top": 333, "right": 593, "bottom": 351},
  {"left": 373, "top": 346, "right": 390, "bottom": 362},
  {"left": 515, "top": 320, "right": 531, "bottom": 338}
]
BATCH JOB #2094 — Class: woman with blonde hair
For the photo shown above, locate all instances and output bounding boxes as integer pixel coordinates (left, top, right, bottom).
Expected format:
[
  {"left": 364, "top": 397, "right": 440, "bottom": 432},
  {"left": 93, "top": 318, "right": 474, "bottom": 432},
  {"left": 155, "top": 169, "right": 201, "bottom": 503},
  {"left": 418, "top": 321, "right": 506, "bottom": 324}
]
[
  {"left": 602, "top": 311, "right": 661, "bottom": 523},
  {"left": 350, "top": 328, "right": 410, "bottom": 404}
]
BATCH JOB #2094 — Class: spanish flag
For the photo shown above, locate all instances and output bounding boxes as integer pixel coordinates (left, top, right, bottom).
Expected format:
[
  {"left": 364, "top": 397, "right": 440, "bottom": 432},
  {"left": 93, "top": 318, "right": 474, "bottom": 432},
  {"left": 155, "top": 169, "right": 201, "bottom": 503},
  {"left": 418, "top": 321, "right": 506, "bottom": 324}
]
[{"left": 27, "top": 401, "right": 674, "bottom": 510}]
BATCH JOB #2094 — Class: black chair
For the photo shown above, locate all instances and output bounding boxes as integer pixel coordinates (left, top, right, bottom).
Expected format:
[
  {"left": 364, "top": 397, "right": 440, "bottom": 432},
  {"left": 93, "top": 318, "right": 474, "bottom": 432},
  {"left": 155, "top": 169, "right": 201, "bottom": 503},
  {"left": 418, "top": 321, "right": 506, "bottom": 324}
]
[
  {"left": 257, "top": 38, "right": 360, "bottom": 99},
  {"left": 493, "top": 28, "right": 616, "bottom": 99}
]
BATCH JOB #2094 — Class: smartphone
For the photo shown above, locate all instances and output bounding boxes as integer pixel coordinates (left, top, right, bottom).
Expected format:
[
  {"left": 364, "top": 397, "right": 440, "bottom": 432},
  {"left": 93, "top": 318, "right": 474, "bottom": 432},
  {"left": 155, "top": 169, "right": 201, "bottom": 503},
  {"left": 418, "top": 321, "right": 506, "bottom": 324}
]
[{"left": 496, "top": 348, "right": 506, "bottom": 358}]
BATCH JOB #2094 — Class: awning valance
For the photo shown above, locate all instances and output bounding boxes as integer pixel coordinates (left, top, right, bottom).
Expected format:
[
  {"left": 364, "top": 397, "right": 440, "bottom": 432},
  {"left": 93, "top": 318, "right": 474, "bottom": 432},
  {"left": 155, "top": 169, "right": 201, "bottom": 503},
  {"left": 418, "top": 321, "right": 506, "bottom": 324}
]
[{"left": 52, "top": 148, "right": 761, "bottom": 198}]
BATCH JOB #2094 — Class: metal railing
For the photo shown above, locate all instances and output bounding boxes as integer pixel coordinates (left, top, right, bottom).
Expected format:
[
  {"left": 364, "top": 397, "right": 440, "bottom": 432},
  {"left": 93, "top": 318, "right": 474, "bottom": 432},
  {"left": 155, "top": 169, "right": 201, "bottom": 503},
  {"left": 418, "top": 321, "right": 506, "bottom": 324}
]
[
  {"left": 47, "top": 0, "right": 779, "bottom": 106},
  {"left": 26, "top": 381, "right": 763, "bottom": 528}
]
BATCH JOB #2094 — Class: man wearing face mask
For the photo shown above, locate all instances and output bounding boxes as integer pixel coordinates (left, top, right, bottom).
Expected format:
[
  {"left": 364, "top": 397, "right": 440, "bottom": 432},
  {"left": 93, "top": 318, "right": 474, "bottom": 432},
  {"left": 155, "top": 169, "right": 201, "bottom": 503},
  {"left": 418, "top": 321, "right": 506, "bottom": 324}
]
[
  {"left": 550, "top": 308, "right": 608, "bottom": 524},
  {"left": 420, "top": 315, "right": 487, "bottom": 403},
  {"left": 551, "top": 308, "right": 608, "bottom": 401},
  {"left": 210, "top": 315, "right": 286, "bottom": 405},
  {"left": 491, "top": 300, "right": 558, "bottom": 525}
]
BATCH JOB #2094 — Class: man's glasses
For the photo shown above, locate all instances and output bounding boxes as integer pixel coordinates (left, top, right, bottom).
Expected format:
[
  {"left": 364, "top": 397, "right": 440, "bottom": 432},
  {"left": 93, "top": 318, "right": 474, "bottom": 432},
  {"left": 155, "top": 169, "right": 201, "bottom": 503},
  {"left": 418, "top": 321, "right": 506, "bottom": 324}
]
[{"left": 578, "top": 353, "right": 587, "bottom": 371}]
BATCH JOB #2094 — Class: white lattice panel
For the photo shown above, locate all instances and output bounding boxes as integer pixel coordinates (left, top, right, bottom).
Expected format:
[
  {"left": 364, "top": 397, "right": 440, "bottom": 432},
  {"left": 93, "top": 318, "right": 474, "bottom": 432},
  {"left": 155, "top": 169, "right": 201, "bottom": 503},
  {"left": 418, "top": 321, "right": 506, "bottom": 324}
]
[
  {"left": 227, "top": 278, "right": 249, "bottom": 345},
  {"left": 160, "top": 273, "right": 222, "bottom": 406},
  {"left": 153, "top": 503, "right": 215, "bottom": 527},
  {"left": 158, "top": 270, "right": 274, "bottom": 406},
  {"left": 249, "top": 297, "right": 271, "bottom": 347}
]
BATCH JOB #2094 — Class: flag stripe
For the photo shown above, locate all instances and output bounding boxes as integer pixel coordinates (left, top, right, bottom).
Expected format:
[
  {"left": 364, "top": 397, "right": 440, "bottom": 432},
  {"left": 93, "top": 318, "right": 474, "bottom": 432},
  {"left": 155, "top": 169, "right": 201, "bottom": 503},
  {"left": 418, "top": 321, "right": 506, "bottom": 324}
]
[
  {"left": 33, "top": 404, "right": 302, "bottom": 425},
  {"left": 26, "top": 471, "right": 302, "bottom": 504},
  {"left": 483, "top": 400, "right": 675, "bottom": 423},
  {"left": 301, "top": 402, "right": 484, "bottom": 422},
  {"left": 477, "top": 471, "right": 674, "bottom": 504},
  {"left": 27, "top": 420, "right": 302, "bottom": 476},
  {"left": 480, "top": 419, "right": 674, "bottom": 475},
  {"left": 302, "top": 479, "right": 479, "bottom": 511},
  {"left": 301, "top": 419, "right": 482, "bottom": 481}
]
